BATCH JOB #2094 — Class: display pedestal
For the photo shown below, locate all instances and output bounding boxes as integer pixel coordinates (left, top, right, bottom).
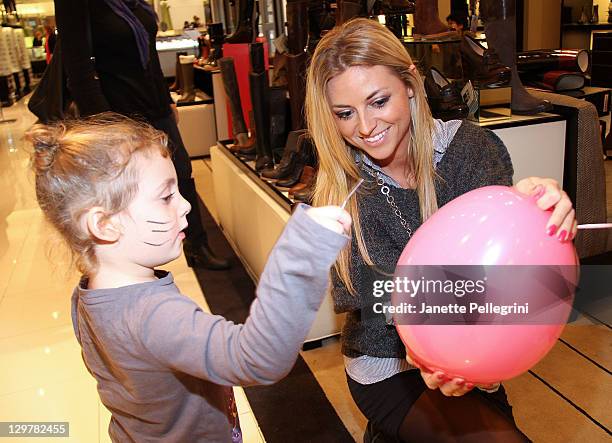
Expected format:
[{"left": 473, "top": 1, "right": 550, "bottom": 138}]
[
  {"left": 210, "top": 142, "right": 344, "bottom": 344},
  {"left": 480, "top": 112, "right": 567, "bottom": 185},
  {"left": 177, "top": 102, "right": 217, "bottom": 157}
]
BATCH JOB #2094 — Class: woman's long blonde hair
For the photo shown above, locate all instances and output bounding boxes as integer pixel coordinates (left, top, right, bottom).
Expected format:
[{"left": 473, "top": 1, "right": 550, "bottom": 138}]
[{"left": 305, "top": 18, "right": 438, "bottom": 294}]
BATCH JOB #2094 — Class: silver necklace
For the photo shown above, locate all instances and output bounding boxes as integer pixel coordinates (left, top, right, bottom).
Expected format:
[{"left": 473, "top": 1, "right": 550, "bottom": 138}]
[{"left": 362, "top": 166, "right": 413, "bottom": 238}]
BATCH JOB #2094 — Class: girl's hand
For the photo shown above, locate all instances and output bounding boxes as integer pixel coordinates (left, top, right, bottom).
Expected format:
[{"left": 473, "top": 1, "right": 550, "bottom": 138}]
[
  {"left": 515, "top": 177, "right": 577, "bottom": 242},
  {"left": 406, "top": 352, "right": 474, "bottom": 397},
  {"left": 306, "top": 206, "right": 352, "bottom": 235}
]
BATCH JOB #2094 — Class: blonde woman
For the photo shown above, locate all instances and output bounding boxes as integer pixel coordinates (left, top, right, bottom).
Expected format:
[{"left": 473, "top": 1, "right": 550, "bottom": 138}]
[{"left": 306, "top": 19, "right": 576, "bottom": 442}]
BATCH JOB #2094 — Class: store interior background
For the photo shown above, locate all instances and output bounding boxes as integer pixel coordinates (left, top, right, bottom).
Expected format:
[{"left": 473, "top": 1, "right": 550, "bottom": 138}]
[{"left": 1, "top": 0, "right": 611, "bottom": 442}]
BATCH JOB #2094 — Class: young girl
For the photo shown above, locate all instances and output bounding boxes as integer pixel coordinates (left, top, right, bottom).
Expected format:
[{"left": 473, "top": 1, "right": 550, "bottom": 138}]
[{"left": 28, "top": 113, "right": 351, "bottom": 442}]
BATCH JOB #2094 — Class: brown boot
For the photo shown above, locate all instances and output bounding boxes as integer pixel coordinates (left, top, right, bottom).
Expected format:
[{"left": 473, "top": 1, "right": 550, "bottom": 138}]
[
  {"left": 169, "top": 51, "right": 187, "bottom": 92},
  {"left": 289, "top": 165, "right": 316, "bottom": 197},
  {"left": 336, "top": 0, "right": 363, "bottom": 25},
  {"left": 480, "top": 0, "right": 552, "bottom": 115},
  {"left": 218, "top": 57, "right": 251, "bottom": 148},
  {"left": 414, "top": 0, "right": 453, "bottom": 37}
]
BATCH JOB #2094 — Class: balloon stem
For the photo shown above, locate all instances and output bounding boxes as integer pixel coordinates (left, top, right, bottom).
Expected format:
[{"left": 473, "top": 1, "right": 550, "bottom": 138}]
[{"left": 577, "top": 223, "right": 612, "bottom": 230}]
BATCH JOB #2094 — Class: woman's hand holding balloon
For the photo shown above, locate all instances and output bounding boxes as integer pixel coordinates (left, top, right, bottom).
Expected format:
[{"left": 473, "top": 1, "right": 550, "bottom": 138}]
[
  {"left": 407, "top": 352, "right": 501, "bottom": 396},
  {"left": 515, "top": 177, "right": 577, "bottom": 242},
  {"left": 407, "top": 352, "right": 472, "bottom": 397}
]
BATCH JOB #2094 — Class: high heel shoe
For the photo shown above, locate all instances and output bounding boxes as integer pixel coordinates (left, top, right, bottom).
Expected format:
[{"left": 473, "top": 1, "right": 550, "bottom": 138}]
[
  {"left": 424, "top": 67, "right": 468, "bottom": 121},
  {"left": 461, "top": 34, "right": 511, "bottom": 88}
]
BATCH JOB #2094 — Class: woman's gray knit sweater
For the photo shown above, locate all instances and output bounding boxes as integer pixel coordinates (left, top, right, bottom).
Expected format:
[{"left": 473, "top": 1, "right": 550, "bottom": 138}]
[{"left": 333, "top": 121, "right": 514, "bottom": 359}]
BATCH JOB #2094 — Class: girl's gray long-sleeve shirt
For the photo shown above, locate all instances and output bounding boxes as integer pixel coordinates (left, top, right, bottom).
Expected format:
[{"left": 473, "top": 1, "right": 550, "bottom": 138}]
[{"left": 71, "top": 204, "right": 348, "bottom": 442}]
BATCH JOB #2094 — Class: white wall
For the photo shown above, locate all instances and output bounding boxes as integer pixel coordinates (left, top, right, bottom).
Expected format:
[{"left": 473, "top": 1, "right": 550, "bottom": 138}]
[
  {"left": 16, "top": 1, "right": 54, "bottom": 16},
  {"left": 524, "top": 0, "right": 561, "bottom": 50},
  {"left": 166, "top": 0, "right": 205, "bottom": 30},
  {"left": 593, "top": 0, "right": 610, "bottom": 20}
]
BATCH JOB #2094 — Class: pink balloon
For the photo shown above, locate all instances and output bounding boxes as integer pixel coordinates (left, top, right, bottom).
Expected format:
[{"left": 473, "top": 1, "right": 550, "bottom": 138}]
[{"left": 393, "top": 186, "right": 577, "bottom": 383}]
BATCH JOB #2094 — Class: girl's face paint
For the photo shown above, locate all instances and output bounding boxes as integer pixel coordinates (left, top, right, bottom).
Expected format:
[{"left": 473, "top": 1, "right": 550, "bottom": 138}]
[{"left": 115, "top": 151, "right": 191, "bottom": 268}]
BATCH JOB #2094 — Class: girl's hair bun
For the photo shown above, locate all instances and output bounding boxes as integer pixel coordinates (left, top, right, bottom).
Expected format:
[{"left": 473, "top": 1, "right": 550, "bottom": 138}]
[{"left": 27, "top": 122, "right": 65, "bottom": 172}]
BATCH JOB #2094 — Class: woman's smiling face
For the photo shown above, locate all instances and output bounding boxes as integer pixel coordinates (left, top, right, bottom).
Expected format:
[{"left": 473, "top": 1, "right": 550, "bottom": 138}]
[{"left": 326, "top": 65, "right": 413, "bottom": 168}]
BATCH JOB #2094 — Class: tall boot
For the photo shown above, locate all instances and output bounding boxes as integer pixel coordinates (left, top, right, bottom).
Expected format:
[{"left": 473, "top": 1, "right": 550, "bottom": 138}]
[
  {"left": 179, "top": 178, "right": 231, "bottom": 270},
  {"left": 218, "top": 57, "right": 253, "bottom": 150},
  {"left": 268, "top": 86, "right": 290, "bottom": 161},
  {"left": 286, "top": 0, "right": 310, "bottom": 130},
  {"left": 480, "top": 0, "right": 551, "bottom": 115},
  {"left": 249, "top": 42, "right": 274, "bottom": 172},
  {"left": 286, "top": 53, "right": 308, "bottom": 131},
  {"left": 226, "top": 0, "right": 255, "bottom": 43},
  {"left": 262, "top": 129, "right": 307, "bottom": 181},
  {"left": 309, "top": 0, "right": 334, "bottom": 42},
  {"left": 170, "top": 51, "right": 187, "bottom": 92},
  {"left": 177, "top": 55, "right": 196, "bottom": 103},
  {"left": 336, "top": 0, "right": 363, "bottom": 25},
  {"left": 414, "top": 0, "right": 452, "bottom": 36},
  {"left": 202, "top": 23, "right": 224, "bottom": 71}
]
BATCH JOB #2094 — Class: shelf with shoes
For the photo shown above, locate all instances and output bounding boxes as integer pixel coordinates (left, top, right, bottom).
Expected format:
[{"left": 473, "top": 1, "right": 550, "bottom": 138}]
[
  {"left": 215, "top": 138, "right": 316, "bottom": 212},
  {"left": 210, "top": 140, "right": 344, "bottom": 344}
]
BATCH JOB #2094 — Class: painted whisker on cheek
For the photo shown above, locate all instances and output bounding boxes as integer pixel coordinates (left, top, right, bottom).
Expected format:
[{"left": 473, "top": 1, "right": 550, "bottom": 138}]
[
  {"left": 143, "top": 239, "right": 171, "bottom": 247},
  {"left": 146, "top": 219, "right": 171, "bottom": 224},
  {"left": 151, "top": 228, "right": 171, "bottom": 233}
]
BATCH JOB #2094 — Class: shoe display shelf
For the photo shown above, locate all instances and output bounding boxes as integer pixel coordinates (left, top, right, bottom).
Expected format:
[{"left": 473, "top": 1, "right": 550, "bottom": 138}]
[
  {"left": 403, "top": 33, "right": 512, "bottom": 123},
  {"left": 171, "top": 91, "right": 217, "bottom": 158},
  {"left": 210, "top": 140, "right": 344, "bottom": 345}
]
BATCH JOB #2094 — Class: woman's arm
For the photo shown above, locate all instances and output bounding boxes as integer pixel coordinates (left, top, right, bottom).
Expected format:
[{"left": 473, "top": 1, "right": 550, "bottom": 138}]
[{"left": 54, "top": 0, "right": 111, "bottom": 116}]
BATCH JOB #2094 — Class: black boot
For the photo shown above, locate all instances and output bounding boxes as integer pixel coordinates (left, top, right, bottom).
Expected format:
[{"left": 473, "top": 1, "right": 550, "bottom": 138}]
[
  {"left": 183, "top": 237, "right": 231, "bottom": 270},
  {"left": 226, "top": 0, "right": 256, "bottom": 43},
  {"left": 202, "top": 23, "right": 224, "bottom": 71},
  {"left": 308, "top": 0, "right": 335, "bottom": 43},
  {"left": 268, "top": 86, "right": 291, "bottom": 161},
  {"left": 276, "top": 132, "right": 315, "bottom": 188},
  {"left": 286, "top": 0, "right": 310, "bottom": 130},
  {"left": 179, "top": 178, "right": 230, "bottom": 270},
  {"left": 219, "top": 57, "right": 251, "bottom": 149},
  {"left": 480, "top": 0, "right": 552, "bottom": 115},
  {"left": 261, "top": 129, "right": 307, "bottom": 180},
  {"left": 286, "top": 52, "right": 309, "bottom": 131},
  {"left": 249, "top": 42, "right": 274, "bottom": 172}
]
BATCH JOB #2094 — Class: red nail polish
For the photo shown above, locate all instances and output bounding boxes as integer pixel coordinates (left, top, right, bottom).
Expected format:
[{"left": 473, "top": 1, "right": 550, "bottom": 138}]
[
  {"left": 466, "top": 383, "right": 474, "bottom": 389},
  {"left": 547, "top": 225, "right": 557, "bottom": 236},
  {"left": 558, "top": 229, "right": 568, "bottom": 242},
  {"left": 437, "top": 373, "right": 445, "bottom": 380},
  {"left": 456, "top": 380, "right": 465, "bottom": 386}
]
